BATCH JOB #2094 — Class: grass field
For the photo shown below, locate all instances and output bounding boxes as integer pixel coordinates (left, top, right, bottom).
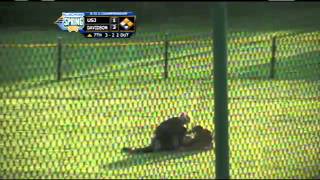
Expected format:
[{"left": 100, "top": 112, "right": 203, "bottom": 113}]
[{"left": 1, "top": 27, "right": 320, "bottom": 179}]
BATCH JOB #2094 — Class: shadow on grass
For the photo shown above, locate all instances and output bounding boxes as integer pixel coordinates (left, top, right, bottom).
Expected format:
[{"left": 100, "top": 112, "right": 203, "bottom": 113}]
[
  {"left": 231, "top": 50, "right": 320, "bottom": 81},
  {"left": 2, "top": 42, "right": 319, "bottom": 94},
  {"left": 1, "top": 79, "right": 58, "bottom": 95},
  {"left": 105, "top": 149, "right": 211, "bottom": 170}
]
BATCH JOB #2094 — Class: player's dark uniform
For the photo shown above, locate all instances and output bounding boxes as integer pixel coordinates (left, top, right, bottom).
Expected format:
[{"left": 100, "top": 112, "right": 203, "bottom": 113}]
[
  {"left": 122, "top": 113, "right": 190, "bottom": 154},
  {"left": 154, "top": 117, "right": 188, "bottom": 151},
  {"left": 182, "top": 126, "right": 213, "bottom": 151}
]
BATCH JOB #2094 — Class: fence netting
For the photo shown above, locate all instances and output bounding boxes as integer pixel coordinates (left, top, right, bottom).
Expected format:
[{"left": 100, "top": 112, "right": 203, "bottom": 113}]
[{"left": 1, "top": 26, "right": 320, "bottom": 178}]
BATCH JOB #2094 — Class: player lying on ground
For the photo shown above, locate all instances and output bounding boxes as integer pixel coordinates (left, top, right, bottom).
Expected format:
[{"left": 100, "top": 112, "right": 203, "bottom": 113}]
[
  {"left": 122, "top": 112, "right": 190, "bottom": 154},
  {"left": 123, "top": 125, "right": 213, "bottom": 154},
  {"left": 179, "top": 125, "right": 213, "bottom": 151}
]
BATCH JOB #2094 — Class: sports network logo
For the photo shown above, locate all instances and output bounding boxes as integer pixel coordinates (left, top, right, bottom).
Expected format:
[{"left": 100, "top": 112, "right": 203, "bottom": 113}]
[{"left": 54, "top": 12, "right": 85, "bottom": 32}]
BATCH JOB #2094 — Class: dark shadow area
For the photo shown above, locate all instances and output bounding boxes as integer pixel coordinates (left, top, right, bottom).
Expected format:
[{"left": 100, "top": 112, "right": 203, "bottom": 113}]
[
  {"left": 8, "top": 44, "right": 320, "bottom": 90},
  {"left": 231, "top": 50, "right": 320, "bottom": 81},
  {"left": 0, "top": 57, "right": 56, "bottom": 87},
  {"left": 105, "top": 149, "right": 212, "bottom": 170},
  {"left": 63, "top": 59, "right": 163, "bottom": 81},
  {"left": 1, "top": 2, "right": 320, "bottom": 88},
  {"left": 0, "top": 79, "right": 58, "bottom": 95}
]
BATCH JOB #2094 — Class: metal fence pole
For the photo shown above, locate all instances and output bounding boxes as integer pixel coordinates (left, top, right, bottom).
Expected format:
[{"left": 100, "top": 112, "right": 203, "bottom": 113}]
[
  {"left": 270, "top": 36, "right": 277, "bottom": 79},
  {"left": 164, "top": 33, "right": 169, "bottom": 79},
  {"left": 57, "top": 36, "right": 63, "bottom": 81},
  {"left": 212, "top": 3, "right": 230, "bottom": 179}
]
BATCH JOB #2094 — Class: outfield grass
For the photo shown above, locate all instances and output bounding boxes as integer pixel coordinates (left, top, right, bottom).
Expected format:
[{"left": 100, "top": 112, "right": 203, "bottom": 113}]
[
  {"left": 1, "top": 28, "right": 320, "bottom": 179},
  {"left": 1, "top": 77, "right": 319, "bottom": 178}
]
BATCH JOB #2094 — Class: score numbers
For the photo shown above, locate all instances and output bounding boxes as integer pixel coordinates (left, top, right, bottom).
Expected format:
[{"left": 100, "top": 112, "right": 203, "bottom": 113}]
[{"left": 91, "top": 32, "right": 131, "bottom": 38}]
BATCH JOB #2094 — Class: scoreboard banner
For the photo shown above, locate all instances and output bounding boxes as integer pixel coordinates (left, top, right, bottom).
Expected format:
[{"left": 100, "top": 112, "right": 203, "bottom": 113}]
[{"left": 54, "top": 12, "right": 136, "bottom": 38}]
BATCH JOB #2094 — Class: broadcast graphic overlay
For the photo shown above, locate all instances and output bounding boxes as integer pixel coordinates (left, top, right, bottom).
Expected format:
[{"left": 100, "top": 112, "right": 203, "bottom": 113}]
[{"left": 55, "top": 12, "right": 136, "bottom": 38}]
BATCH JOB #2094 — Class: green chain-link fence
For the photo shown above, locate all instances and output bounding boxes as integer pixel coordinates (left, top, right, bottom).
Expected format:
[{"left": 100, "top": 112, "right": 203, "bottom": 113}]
[
  {"left": 2, "top": 31, "right": 319, "bottom": 84},
  {"left": 1, "top": 7, "right": 320, "bottom": 179},
  {"left": 228, "top": 31, "right": 320, "bottom": 179}
]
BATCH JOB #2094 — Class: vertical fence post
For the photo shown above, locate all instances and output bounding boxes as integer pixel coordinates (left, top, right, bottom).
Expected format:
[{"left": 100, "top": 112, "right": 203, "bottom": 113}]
[
  {"left": 318, "top": 37, "right": 320, "bottom": 80},
  {"left": 270, "top": 36, "right": 277, "bottom": 79},
  {"left": 57, "top": 36, "right": 62, "bottom": 81},
  {"left": 212, "top": 3, "right": 230, "bottom": 179},
  {"left": 164, "top": 32, "right": 169, "bottom": 79}
]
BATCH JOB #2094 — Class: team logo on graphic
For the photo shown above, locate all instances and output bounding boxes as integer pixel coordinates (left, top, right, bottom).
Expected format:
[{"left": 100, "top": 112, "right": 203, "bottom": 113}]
[{"left": 119, "top": 17, "right": 135, "bottom": 30}]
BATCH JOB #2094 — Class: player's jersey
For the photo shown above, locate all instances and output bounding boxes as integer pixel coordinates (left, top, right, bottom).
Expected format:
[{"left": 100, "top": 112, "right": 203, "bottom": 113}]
[
  {"left": 155, "top": 117, "right": 186, "bottom": 138},
  {"left": 185, "top": 128, "right": 213, "bottom": 149},
  {"left": 154, "top": 117, "right": 187, "bottom": 150}
]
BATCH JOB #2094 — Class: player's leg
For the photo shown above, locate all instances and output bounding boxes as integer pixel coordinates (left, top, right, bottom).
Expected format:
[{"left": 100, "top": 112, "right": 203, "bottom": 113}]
[
  {"left": 122, "top": 137, "right": 160, "bottom": 154},
  {"left": 151, "top": 137, "right": 161, "bottom": 151},
  {"left": 172, "top": 136, "right": 180, "bottom": 150},
  {"left": 133, "top": 137, "right": 162, "bottom": 153}
]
